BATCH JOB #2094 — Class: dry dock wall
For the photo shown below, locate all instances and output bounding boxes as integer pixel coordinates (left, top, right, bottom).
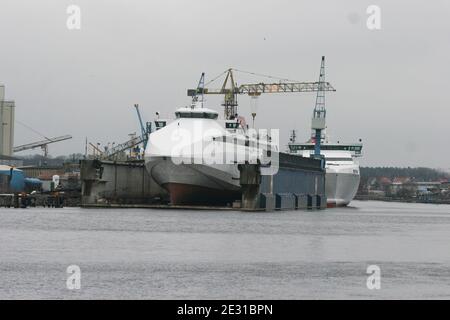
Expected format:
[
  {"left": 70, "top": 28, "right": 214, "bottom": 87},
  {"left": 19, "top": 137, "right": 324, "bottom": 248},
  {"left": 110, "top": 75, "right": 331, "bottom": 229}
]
[
  {"left": 81, "top": 154, "right": 325, "bottom": 210},
  {"left": 260, "top": 153, "right": 325, "bottom": 195},
  {"left": 242, "top": 153, "right": 326, "bottom": 211},
  {"left": 80, "top": 159, "right": 168, "bottom": 205},
  {"left": 262, "top": 153, "right": 326, "bottom": 210}
]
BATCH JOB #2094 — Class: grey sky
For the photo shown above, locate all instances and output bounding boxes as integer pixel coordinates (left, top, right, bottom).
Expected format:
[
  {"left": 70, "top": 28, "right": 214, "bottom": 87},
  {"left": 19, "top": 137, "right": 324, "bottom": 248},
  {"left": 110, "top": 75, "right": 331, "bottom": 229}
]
[{"left": 1, "top": 0, "right": 449, "bottom": 168}]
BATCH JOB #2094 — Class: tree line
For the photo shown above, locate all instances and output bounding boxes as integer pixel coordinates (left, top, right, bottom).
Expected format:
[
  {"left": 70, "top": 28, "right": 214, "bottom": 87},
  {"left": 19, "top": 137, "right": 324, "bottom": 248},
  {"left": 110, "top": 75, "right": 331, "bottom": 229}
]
[
  {"left": 360, "top": 167, "right": 449, "bottom": 181},
  {"left": 19, "top": 153, "right": 85, "bottom": 166}
]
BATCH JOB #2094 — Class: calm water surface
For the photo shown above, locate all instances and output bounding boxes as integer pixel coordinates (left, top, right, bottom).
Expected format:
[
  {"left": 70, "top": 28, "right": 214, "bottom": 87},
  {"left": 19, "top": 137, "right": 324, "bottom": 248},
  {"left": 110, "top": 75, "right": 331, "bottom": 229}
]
[{"left": 1, "top": 200, "right": 449, "bottom": 299}]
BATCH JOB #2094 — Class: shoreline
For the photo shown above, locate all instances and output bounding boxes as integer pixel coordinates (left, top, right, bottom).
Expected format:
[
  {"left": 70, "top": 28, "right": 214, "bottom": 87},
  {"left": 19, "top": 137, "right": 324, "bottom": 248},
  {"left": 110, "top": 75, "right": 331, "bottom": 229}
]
[{"left": 355, "top": 195, "right": 450, "bottom": 205}]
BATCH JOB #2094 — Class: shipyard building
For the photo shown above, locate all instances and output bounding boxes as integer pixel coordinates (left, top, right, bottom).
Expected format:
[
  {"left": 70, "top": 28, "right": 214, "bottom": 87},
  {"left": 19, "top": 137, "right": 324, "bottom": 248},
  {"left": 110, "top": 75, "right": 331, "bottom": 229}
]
[{"left": 0, "top": 85, "right": 15, "bottom": 157}]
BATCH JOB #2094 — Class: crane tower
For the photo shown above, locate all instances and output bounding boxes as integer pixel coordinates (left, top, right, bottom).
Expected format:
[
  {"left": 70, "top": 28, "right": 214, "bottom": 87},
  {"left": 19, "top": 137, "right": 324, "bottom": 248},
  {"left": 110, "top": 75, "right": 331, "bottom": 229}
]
[{"left": 311, "top": 56, "right": 327, "bottom": 157}]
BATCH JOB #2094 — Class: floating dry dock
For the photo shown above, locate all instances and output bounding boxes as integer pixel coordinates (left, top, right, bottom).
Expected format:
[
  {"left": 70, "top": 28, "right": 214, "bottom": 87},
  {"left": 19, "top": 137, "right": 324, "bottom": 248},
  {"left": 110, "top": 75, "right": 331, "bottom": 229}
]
[{"left": 80, "top": 153, "right": 326, "bottom": 211}]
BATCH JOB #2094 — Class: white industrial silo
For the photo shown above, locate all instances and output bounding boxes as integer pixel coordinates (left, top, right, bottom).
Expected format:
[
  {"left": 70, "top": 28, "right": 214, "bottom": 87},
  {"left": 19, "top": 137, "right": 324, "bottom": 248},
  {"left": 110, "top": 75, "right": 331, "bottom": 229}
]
[{"left": 0, "top": 85, "right": 15, "bottom": 156}]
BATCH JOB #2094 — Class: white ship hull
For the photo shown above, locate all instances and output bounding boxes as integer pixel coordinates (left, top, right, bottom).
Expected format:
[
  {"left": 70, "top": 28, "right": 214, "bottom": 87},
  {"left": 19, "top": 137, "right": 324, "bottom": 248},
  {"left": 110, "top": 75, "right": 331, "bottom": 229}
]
[
  {"left": 287, "top": 146, "right": 362, "bottom": 207},
  {"left": 146, "top": 157, "right": 241, "bottom": 205},
  {"left": 325, "top": 164, "right": 360, "bottom": 207},
  {"left": 144, "top": 104, "right": 272, "bottom": 205}
]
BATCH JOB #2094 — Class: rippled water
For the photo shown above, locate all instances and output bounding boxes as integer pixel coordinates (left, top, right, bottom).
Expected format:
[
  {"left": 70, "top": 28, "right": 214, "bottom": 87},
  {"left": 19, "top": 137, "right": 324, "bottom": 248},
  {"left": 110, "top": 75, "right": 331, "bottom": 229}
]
[{"left": 1, "top": 201, "right": 449, "bottom": 299}]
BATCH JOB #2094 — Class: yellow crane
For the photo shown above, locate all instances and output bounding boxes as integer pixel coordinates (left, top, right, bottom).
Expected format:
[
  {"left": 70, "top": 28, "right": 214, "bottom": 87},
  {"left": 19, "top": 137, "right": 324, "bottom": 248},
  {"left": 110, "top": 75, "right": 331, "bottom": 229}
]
[{"left": 187, "top": 67, "right": 336, "bottom": 120}]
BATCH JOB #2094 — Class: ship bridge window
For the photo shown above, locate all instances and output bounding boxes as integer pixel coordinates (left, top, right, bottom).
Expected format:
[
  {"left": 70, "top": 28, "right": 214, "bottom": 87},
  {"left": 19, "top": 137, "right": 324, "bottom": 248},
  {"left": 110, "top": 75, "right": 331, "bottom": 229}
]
[
  {"left": 289, "top": 145, "right": 313, "bottom": 151},
  {"left": 289, "top": 144, "right": 362, "bottom": 153},
  {"left": 326, "top": 157, "right": 353, "bottom": 162},
  {"left": 176, "top": 112, "right": 218, "bottom": 119},
  {"left": 154, "top": 121, "right": 167, "bottom": 130},
  {"left": 225, "top": 122, "right": 239, "bottom": 129}
]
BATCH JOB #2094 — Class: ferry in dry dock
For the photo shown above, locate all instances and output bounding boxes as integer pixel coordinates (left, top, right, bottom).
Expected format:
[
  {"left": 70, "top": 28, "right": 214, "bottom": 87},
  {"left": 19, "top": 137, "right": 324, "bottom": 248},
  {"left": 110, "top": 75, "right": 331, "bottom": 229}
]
[{"left": 288, "top": 134, "right": 363, "bottom": 207}]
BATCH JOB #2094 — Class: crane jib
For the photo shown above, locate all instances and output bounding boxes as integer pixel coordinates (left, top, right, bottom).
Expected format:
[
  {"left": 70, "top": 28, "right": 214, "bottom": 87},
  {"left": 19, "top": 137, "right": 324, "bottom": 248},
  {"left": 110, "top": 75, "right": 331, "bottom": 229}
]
[{"left": 187, "top": 82, "right": 335, "bottom": 96}]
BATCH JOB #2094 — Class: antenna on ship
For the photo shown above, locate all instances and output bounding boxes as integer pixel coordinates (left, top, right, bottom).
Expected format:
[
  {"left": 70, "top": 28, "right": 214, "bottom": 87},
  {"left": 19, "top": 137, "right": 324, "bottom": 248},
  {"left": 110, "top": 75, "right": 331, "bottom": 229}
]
[{"left": 289, "top": 130, "right": 297, "bottom": 143}]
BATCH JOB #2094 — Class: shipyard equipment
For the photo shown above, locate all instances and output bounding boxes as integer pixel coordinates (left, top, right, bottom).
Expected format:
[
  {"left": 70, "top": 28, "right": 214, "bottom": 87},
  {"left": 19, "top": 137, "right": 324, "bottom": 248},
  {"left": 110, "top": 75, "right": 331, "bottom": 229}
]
[
  {"left": 133, "top": 104, "right": 152, "bottom": 150},
  {"left": 100, "top": 134, "right": 143, "bottom": 159},
  {"left": 13, "top": 135, "right": 73, "bottom": 157},
  {"left": 187, "top": 67, "right": 336, "bottom": 119},
  {"left": 98, "top": 104, "right": 152, "bottom": 160},
  {"left": 191, "top": 72, "right": 205, "bottom": 104},
  {"left": 0, "top": 165, "right": 42, "bottom": 194},
  {"left": 311, "top": 56, "right": 327, "bottom": 157}
]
